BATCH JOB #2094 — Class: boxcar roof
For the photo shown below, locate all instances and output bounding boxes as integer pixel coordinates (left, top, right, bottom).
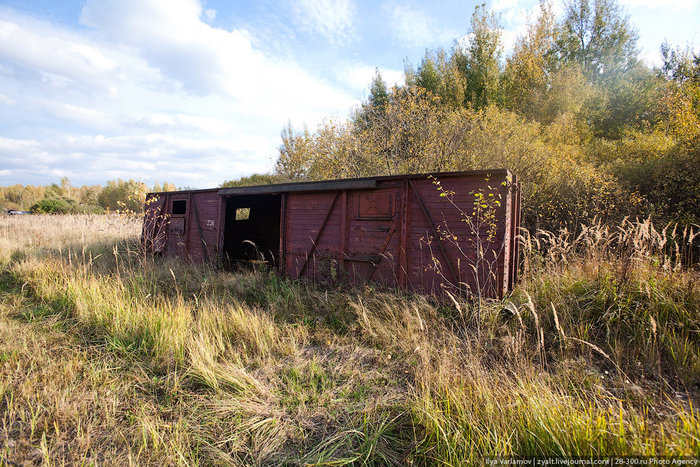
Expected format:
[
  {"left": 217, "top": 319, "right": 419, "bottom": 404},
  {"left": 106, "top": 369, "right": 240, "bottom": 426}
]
[{"left": 147, "top": 169, "right": 512, "bottom": 197}]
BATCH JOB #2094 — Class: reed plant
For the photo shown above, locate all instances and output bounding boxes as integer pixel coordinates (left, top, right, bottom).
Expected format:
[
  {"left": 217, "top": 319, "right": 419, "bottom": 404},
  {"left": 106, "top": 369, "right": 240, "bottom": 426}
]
[{"left": 0, "top": 214, "right": 697, "bottom": 465}]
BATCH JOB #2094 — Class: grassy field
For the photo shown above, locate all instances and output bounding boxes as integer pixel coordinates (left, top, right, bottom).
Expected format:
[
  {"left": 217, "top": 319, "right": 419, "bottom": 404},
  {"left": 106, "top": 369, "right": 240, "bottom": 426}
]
[{"left": 0, "top": 214, "right": 698, "bottom": 465}]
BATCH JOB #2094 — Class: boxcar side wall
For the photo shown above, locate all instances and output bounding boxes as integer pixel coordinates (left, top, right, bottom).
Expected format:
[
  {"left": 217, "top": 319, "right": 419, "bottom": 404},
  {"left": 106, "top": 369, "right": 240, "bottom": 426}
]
[
  {"left": 281, "top": 172, "right": 518, "bottom": 299},
  {"left": 403, "top": 174, "right": 513, "bottom": 298},
  {"left": 142, "top": 190, "right": 221, "bottom": 262},
  {"left": 142, "top": 171, "right": 522, "bottom": 299}
]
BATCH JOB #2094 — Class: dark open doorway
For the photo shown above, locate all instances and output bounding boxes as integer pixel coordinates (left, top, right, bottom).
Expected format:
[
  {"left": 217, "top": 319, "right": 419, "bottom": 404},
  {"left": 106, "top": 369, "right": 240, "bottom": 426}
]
[{"left": 222, "top": 194, "right": 281, "bottom": 267}]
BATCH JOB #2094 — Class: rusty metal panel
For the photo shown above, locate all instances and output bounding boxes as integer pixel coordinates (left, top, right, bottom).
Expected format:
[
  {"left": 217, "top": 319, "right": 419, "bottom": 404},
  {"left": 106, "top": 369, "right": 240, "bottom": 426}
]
[
  {"left": 140, "top": 190, "right": 221, "bottom": 263},
  {"left": 344, "top": 186, "right": 400, "bottom": 287},
  {"left": 509, "top": 177, "right": 522, "bottom": 289}
]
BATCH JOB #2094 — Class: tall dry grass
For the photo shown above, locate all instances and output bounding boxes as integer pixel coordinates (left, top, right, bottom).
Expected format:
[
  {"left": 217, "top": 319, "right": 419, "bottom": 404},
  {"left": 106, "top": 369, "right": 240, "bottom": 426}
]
[{"left": 0, "top": 213, "right": 698, "bottom": 465}]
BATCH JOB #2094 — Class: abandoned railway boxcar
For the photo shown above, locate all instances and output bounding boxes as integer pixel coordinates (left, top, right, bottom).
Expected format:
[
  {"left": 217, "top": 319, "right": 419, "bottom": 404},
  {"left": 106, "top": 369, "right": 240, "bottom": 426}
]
[{"left": 142, "top": 170, "right": 521, "bottom": 298}]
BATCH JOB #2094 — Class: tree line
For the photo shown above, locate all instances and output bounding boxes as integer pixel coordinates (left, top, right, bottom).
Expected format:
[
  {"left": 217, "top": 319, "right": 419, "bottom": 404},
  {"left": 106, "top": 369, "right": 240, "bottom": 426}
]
[
  {"left": 256, "top": 0, "right": 699, "bottom": 231},
  {"left": 0, "top": 178, "right": 176, "bottom": 214}
]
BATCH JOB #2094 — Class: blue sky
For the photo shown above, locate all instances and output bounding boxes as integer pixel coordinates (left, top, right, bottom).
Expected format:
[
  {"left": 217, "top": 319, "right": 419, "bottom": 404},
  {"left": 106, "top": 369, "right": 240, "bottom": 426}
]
[{"left": 0, "top": 0, "right": 698, "bottom": 188}]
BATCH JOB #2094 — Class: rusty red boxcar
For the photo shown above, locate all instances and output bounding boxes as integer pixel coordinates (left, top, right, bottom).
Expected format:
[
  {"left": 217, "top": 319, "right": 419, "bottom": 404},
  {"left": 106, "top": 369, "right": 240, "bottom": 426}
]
[{"left": 142, "top": 170, "right": 521, "bottom": 298}]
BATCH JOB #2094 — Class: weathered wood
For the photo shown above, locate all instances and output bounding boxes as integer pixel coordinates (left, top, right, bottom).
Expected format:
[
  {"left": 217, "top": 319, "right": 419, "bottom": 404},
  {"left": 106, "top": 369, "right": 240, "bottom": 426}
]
[
  {"left": 191, "top": 195, "right": 210, "bottom": 263},
  {"left": 143, "top": 170, "right": 522, "bottom": 299},
  {"left": 409, "top": 179, "right": 460, "bottom": 288},
  {"left": 339, "top": 190, "right": 348, "bottom": 273},
  {"left": 399, "top": 178, "right": 408, "bottom": 288},
  {"left": 298, "top": 192, "right": 341, "bottom": 278},
  {"left": 184, "top": 193, "right": 193, "bottom": 260},
  {"left": 368, "top": 223, "right": 397, "bottom": 280}
]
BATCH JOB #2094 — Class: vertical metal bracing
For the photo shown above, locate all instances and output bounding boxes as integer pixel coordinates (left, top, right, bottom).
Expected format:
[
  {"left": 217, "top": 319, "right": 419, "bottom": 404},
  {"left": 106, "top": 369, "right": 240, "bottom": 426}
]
[
  {"left": 279, "top": 193, "right": 287, "bottom": 274},
  {"left": 399, "top": 178, "right": 409, "bottom": 288},
  {"left": 184, "top": 192, "right": 193, "bottom": 260},
  {"left": 216, "top": 195, "right": 225, "bottom": 256},
  {"left": 339, "top": 190, "right": 348, "bottom": 276},
  {"left": 368, "top": 223, "right": 397, "bottom": 281}
]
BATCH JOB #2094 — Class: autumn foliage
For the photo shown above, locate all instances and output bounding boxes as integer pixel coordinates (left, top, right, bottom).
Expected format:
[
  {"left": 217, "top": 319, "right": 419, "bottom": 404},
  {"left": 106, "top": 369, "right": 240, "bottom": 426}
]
[{"left": 271, "top": 0, "right": 700, "bottom": 231}]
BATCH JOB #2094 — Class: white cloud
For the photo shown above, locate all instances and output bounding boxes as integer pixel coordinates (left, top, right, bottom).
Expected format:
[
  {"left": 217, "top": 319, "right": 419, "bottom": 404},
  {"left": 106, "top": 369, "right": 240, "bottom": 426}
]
[
  {"left": 0, "top": 12, "right": 118, "bottom": 94},
  {"left": 291, "top": 0, "right": 355, "bottom": 45},
  {"left": 484, "top": 1, "right": 549, "bottom": 54},
  {"left": 337, "top": 64, "right": 405, "bottom": 96},
  {"left": 500, "top": 19, "right": 531, "bottom": 53},
  {"left": 491, "top": 0, "right": 525, "bottom": 12},
  {"left": 0, "top": 132, "right": 273, "bottom": 188},
  {"left": 79, "top": 0, "right": 355, "bottom": 112},
  {"left": 0, "top": 1, "right": 362, "bottom": 187},
  {"left": 43, "top": 102, "right": 112, "bottom": 128},
  {"left": 0, "top": 93, "right": 14, "bottom": 105},
  {"left": 386, "top": 3, "right": 457, "bottom": 47},
  {"left": 620, "top": 0, "right": 700, "bottom": 9}
]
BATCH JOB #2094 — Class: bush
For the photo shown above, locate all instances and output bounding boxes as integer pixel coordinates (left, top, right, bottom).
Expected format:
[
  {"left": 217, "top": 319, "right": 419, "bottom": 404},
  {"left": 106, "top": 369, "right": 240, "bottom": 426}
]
[{"left": 30, "top": 198, "right": 75, "bottom": 214}]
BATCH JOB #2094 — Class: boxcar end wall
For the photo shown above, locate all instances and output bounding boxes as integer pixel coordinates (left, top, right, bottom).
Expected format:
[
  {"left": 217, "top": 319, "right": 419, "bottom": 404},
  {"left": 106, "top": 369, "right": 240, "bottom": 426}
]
[{"left": 142, "top": 170, "right": 522, "bottom": 299}]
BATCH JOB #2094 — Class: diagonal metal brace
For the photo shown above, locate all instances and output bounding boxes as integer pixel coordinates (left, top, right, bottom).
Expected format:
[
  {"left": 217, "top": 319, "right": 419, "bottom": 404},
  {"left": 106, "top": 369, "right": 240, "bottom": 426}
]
[
  {"left": 409, "top": 180, "right": 460, "bottom": 287},
  {"left": 298, "top": 192, "right": 341, "bottom": 277}
]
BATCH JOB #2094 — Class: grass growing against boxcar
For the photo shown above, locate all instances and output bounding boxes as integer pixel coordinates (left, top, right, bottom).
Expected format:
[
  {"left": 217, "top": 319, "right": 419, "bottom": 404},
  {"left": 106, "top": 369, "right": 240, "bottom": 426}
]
[{"left": 0, "top": 214, "right": 698, "bottom": 465}]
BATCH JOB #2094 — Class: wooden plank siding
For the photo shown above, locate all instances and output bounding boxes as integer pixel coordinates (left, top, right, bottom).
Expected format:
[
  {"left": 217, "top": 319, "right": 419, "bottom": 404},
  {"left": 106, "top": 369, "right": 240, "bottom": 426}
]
[{"left": 142, "top": 170, "right": 521, "bottom": 299}]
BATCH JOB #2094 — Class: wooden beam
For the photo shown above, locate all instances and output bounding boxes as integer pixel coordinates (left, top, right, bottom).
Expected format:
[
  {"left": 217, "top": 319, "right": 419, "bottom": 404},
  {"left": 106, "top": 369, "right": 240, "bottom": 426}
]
[
  {"left": 184, "top": 193, "right": 192, "bottom": 260},
  {"left": 339, "top": 190, "right": 348, "bottom": 275},
  {"left": 279, "top": 193, "right": 286, "bottom": 274},
  {"left": 399, "top": 179, "right": 409, "bottom": 288},
  {"left": 216, "top": 195, "right": 225, "bottom": 257}
]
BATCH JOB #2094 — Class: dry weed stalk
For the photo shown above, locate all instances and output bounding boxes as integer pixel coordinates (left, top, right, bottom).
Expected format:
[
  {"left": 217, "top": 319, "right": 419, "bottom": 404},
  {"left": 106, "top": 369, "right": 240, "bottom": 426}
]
[{"left": 520, "top": 216, "right": 699, "bottom": 275}]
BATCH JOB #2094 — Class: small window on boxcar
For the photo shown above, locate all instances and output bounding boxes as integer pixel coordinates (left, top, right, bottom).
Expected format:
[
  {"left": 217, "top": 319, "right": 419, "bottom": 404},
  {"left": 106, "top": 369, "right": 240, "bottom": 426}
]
[
  {"left": 235, "top": 207, "right": 250, "bottom": 221},
  {"left": 172, "top": 200, "right": 187, "bottom": 215}
]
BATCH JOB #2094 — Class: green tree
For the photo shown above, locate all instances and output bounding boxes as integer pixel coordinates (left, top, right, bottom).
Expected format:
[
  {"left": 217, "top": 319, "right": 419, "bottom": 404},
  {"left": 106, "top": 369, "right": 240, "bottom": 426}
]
[
  {"left": 97, "top": 179, "right": 148, "bottom": 213},
  {"left": 417, "top": 55, "right": 441, "bottom": 96},
  {"left": 557, "top": 0, "right": 639, "bottom": 82},
  {"left": 275, "top": 123, "right": 313, "bottom": 180},
  {"left": 221, "top": 173, "right": 290, "bottom": 188},
  {"left": 368, "top": 69, "right": 389, "bottom": 112},
  {"left": 456, "top": 4, "right": 503, "bottom": 109},
  {"left": 503, "top": 0, "right": 560, "bottom": 118},
  {"left": 354, "top": 69, "right": 391, "bottom": 131}
]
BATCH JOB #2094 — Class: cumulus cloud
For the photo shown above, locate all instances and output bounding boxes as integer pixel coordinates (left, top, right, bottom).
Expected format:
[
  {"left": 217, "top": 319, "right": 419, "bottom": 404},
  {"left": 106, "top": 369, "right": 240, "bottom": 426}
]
[
  {"left": 0, "top": 132, "right": 272, "bottom": 188},
  {"left": 291, "top": 0, "right": 356, "bottom": 45},
  {"left": 0, "top": 11, "right": 118, "bottom": 95},
  {"left": 385, "top": 2, "right": 457, "bottom": 47},
  {"left": 0, "top": 1, "right": 361, "bottom": 188}
]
